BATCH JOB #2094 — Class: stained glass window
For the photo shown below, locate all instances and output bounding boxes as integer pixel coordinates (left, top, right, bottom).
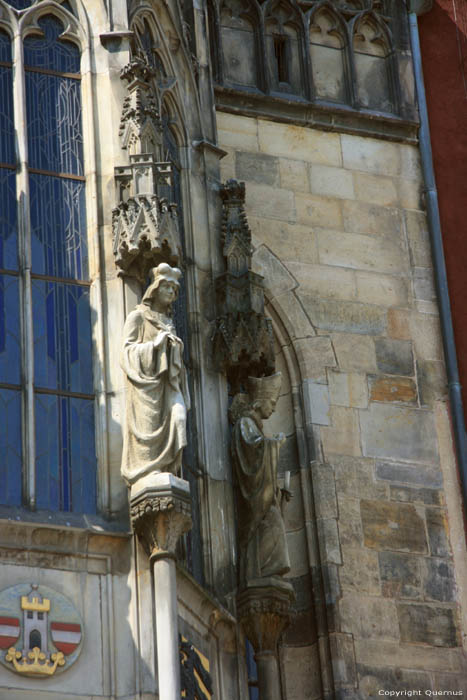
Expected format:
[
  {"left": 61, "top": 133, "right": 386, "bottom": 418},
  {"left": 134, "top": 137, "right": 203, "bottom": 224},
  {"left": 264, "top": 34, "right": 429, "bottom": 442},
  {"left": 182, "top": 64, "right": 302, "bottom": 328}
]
[{"left": 0, "top": 15, "right": 96, "bottom": 513}]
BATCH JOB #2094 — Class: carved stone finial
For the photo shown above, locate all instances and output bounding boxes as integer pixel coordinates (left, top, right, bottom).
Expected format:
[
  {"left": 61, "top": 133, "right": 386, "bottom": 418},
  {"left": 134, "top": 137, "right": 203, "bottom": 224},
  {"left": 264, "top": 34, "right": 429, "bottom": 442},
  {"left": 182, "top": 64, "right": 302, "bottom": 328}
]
[
  {"left": 213, "top": 180, "right": 275, "bottom": 389},
  {"left": 130, "top": 473, "right": 192, "bottom": 559}
]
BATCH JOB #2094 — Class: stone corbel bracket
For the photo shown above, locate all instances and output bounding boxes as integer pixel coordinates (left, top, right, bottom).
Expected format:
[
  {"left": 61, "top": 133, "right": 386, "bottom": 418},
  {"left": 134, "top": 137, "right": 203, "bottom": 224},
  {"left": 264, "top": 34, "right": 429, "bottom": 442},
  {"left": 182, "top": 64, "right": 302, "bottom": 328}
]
[{"left": 212, "top": 180, "right": 275, "bottom": 390}]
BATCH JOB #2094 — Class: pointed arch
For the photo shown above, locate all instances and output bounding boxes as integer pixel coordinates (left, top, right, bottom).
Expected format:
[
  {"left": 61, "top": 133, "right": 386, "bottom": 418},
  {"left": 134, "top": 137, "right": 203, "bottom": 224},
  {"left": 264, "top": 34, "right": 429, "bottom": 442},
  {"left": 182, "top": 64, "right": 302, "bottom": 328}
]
[
  {"left": 218, "top": 0, "right": 262, "bottom": 90},
  {"left": 263, "top": 0, "right": 307, "bottom": 96},
  {"left": 308, "top": 0, "right": 351, "bottom": 103}
]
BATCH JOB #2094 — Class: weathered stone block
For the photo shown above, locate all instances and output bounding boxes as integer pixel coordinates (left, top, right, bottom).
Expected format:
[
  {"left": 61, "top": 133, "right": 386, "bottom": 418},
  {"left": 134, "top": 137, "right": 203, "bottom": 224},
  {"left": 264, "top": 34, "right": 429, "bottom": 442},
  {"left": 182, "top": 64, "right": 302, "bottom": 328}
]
[
  {"left": 317, "top": 230, "right": 408, "bottom": 275},
  {"left": 426, "top": 507, "right": 451, "bottom": 557},
  {"left": 342, "top": 200, "right": 401, "bottom": 237},
  {"left": 422, "top": 558, "right": 456, "bottom": 602},
  {"left": 279, "top": 157, "right": 309, "bottom": 192},
  {"left": 286, "top": 527, "right": 311, "bottom": 577},
  {"left": 357, "top": 664, "right": 432, "bottom": 695},
  {"left": 328, "top": 370, "right": 368, "bottom": 408},
  {"left": 397, "top": 177, "right": 423, "bottom": 210},
  {"left": 302, "top": 380, "right": 331, "bottom": 426},
  {"left": 340, "top": 546, "right": 380, "bottom": 596},
  {"left": 390, "top": 485, "right": 444, "bottom": 506},
  {"left": 312, "top": 462, "right": 338, "bottom": 518},
  {"left": 378, "top": 551, "right": 421, "bottom": 599},
  {"left": 310, "top": 164, "right": 354, "bottom": 199},
  {"left": 235, "top": 151, "right": 280, "bottom": 186},
  {"left": 332, "top": 455, "right": 388, "bottom": 500},
  {"left": 410, "top": 312, "right": 443, "bottom": 361},
  {"left": 304, "top": 298, "right": 386, "bottom": 336},
  {"left": 339, "top": 593, "right": 400, "bottom": 640},
  {"left": 321, "top": 406, "right": 361, "bottom": 457},
  {"left": 387, "top": 308, "right": 411, "bottom": 340},
  {"left": 294, "top": 336, "right": 337, "bottom": 382},
  {"left": 352, "top": 173, "right": 398, "bottom": 207},
  {"left": 397, "top": 602, "right": 459, "bottom": 647},
  {"left": 245, "top": 182, "right": 295, "bottom": 221},
  {"left": 376, "top": 460, "right": 443, "bottom": 489},
  {"left": 317, "top": 517, "right": 342, "bottom": 565},
  {"left": 337, "top": 495, "right": 364, "bottom": 548},
  {"left": 329, "top": 633, "right": 357, "bottom": 686},
  {"left": 283, "top": 472, "right": 304, "bottom": 530},
  {"left": 332, "top": 332, "right": 377, "bottom": 373},
  {"left": 217, "top": 111, "right": 259, "bottom": 151},
  {"left": 405, "top": 210, "right": 431, "bottom": 267},
  {"left": 258, "top": 120, "right": 342, "bottom": 165},
  {"left": 341, "top": 134, "right": 400, "bottom": 176},
  {"left": 360, "top": 404, "right": 439, "bottom": 464},
  {"left": 290, "top": 262, "right": 356, "bottom": 301},
  {"left": 355, "top": 272, "right": 408, "bottom": 308},
  {"left": 354, "top": 638, "right": 466, "bottom": 673},
  {"left": 249, "top": 216, "right": 319, "bottom": 264},
  {"left": 374, "top": 338, "right": 414, "bottom": 376},
  {"left": 360, "top": 499, "right": 428, "bottom": 553},
  {"left": 267, "top": 292, "right": 314, "bottom": 341},
  {"left": 252, "top": 245, "right": 297, "bottom": 296},
  {"left": 414, "top": 266, "right": 436, "bottom": 302},
  {"left": 282, "top": 645, "right": 323, "bottom": 700},
  {"left": 295, "top": 193, "right": 343, "bottom": 229},
  {"left": 417, "top": 359, "right": 447, "bottom": 405},
  {"left": 369, "top": 376, "right": 417, "bottom": 404}
]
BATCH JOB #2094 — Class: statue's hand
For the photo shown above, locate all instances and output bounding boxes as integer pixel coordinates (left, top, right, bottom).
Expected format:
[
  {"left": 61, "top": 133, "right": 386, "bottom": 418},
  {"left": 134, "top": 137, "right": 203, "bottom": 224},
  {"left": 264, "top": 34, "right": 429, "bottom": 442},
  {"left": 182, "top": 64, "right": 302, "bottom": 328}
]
[
  {"left": 274, "top": 432, "right": 286, "bottom": 445},
  {"left": 153, "top": 331, "right": 170, "bottom": 348}
]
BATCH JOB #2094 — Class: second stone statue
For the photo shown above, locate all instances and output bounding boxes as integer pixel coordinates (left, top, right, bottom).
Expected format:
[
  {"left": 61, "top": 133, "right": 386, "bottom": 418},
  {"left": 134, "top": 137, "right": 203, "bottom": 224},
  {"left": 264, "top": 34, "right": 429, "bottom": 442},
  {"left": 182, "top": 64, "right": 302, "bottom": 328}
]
[{"left": 120, "top": 263, "right": 191, "bottom": 484}]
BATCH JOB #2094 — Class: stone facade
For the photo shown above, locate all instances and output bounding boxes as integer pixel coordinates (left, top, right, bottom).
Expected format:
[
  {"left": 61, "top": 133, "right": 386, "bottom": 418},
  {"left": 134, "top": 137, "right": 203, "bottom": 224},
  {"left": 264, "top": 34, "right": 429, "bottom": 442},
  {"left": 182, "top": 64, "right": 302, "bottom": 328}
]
[{"left": 0, "top": 0, "right": 466, "bottom": 699}]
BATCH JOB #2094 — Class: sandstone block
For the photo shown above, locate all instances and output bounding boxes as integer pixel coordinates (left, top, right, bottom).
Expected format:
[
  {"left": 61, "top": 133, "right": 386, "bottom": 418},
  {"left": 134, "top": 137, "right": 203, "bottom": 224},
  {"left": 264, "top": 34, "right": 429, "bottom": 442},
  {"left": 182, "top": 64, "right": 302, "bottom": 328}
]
[
  {"left": 374, "top": 338, "right": 414, "bottom": 376},
  {"left": 321, "top": 406, "right": 361, "bottom": 457},
  {"left": 282, "top": 645, "right": 323, "bottom": 700},
  {"left": 360, "top": 404, "right": 439, "bottom": 464},
  {"left": 375, "top": 460, "right": 443, "bottom": 489},
  {"left": 329, "top": 633, "right": 357, "bottom": 686},
  {"left": 390, "top": 485, "right": 444, "bottom": 506},
  {"left": 294, "top": 336, "right": 337, "bottom": 382},
  {"left": 410, "top": 313, "right": 443, "bottom": 361},
  {"left": 318, "top": 230, "right": 408, "bottom": 275},
  {"left": 219, "top": 150, "right": 235, "bottom": 181},
  {"left": 397, "top": 177, "right": 423, "bottom": 211},
  {"left": 252, "top": 245, "right": 297, "bottom": 296},
  {"left": 304, "top": 297, "right": 386, "bottom": 336},
  {"left": 378, "top": 550, "right": 421, "bottom": 599},
  {"left": 328, "top": 370, "right": 368, "bottom": 408},
  {"left": 279, "top": 157, "right": 309, "bottom": 192},
  {"left": 337, "top": 495, "right": 364, "bottom": 548},
  {"left": 258, "top": 120, "right": 342, "bottom": 165},
  {"left": 286, "top": 527, "right": 310, "bottom": 577},
  {"left": 342, "top": 200, "right": 401, "bottom": 237},
  {"left": 355, "top": 272, "right": 408, "bottom": 308},
  {"left": 267, "top": 292, "right": 314, "bottom": 341},
  {"left": 414, "top": 266, "right": 436, "bottom": 302},
  {"left": 217, "top": 111, "right": 259, "bottom": 151},
  {"left": 426, "top": 507, "right": 451, "bottom": 557},
  {"left": 405, "top": 210, "right": 431, "bottom": 267},
  {"left": 422, "top": 558, "right": 456, "bottom": 602},
  {"left": 341, "top": 134, "right": 400, "bottom": 176},
  {"left": 369, "top": 376, "right": 417, "bottom": 404},
  {"left": 289, "top": 262, "right": 356, "bottom": 301},
  {"left": 400, "top": 145, "right": 422, "bottom": 181},
  {"left": 235, "top": 150, "right": 279, "bottom": 186},
  {"left": 249, "top": 216, "right": 319, "bottom": 264},
  {"left": 360, "top": 499, "right": 428, "bottom": 553},
  {"left": 310, "top": 164, "right": 354, "bottom": 199},
  {"left": 245, "top": 182, "right": 295, "bottom": 221},
  {"left": 332, "top": 332, "right": 377, "bottom": 373},
  {"left": 387, "top": 308, "right": 411, "bottom": 340},
  {"left": 317, "top": 517, "right": 342, "bottom": 565},
  {"left": 352, "top": 172, "right": 398, "bottom": 207},
  {"left": 417, "top": 359, "right": 448, "bottom": 405},
  {"left": 295, "top": 193, "right": 343, "bottom": 229},
  {"left": 339, "top": 593, "right": 400, "bottom": 640},
  {"left": 358, "top": 664, "right": 431, "bottom": 695},
  {"left": 397, "top": 602, "right": 458, "bottom": 647},
  {"left": 312, "top": 462, "right": 338, "bottom": 518},
  {"left": 340, "top": 546, "right": 380, "bottom": 596},
  {"left": 354, "top": 639, "right": 466, "bottom": 673},
  {"left": 303, "top": 380, "right": 331, "bottom": 426},
  {"left": 332, "top": 455, "right": 388, "bottom": 500}
]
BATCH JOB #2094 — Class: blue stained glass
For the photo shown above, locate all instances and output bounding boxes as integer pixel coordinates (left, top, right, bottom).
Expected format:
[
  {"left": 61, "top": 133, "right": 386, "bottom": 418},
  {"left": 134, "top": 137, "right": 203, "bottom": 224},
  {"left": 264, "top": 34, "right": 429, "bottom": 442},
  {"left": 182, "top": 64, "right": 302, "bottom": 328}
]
[
  {"left": 0, "top": 388, "right": 22, "bottom": 506},
  {"left": 0, "top": 275, "right": 20, "bottom": 383},
  {"left": 0, "top": 169, "right": 18, "bottom": 271},
  {"left": 0, "top": 31, "right": 12, "bottom": 63},
  {"left": 0, "top": 34, "right": 15, "bottom": 168},
  {"left": 24, "top": 16, "right": 80, "bottom": 74},
  {"left": 30, "top": 174, "right": 87, "bottom": 279},
  {"left": 5, "top": 1, "right": 33, "bottom": 8},
  {"left": 35, "top": 394, "right": 96, "bottom": 513},
  {"left": 26, "top": 71, "right": 83, "bottom": 175},
  {"left": 32, "top": 280, "right": 93, "bottom": 393}
]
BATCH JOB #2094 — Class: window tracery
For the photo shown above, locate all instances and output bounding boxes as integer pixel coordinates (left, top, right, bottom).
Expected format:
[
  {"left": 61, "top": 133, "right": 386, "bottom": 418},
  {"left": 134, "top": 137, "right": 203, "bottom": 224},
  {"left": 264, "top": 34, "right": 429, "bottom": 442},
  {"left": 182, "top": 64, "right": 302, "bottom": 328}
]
[{"left": 0, "top": 3, "right": 96, "bottom": 513}]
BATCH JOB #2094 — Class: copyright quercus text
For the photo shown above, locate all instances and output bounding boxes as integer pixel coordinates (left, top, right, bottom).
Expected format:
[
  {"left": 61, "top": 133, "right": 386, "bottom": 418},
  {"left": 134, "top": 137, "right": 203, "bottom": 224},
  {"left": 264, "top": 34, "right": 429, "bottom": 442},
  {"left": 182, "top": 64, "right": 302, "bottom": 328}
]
[{"left": 378, "top": 692, "right": 463, "bottom": 697}]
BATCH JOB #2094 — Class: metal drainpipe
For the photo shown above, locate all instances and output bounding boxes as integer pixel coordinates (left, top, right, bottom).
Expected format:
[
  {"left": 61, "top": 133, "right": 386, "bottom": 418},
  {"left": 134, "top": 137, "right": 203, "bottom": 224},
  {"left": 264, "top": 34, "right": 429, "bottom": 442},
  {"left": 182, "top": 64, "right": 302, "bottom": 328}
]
[{"left": 408, "top": 3, "right": 467, "bottom": 510}]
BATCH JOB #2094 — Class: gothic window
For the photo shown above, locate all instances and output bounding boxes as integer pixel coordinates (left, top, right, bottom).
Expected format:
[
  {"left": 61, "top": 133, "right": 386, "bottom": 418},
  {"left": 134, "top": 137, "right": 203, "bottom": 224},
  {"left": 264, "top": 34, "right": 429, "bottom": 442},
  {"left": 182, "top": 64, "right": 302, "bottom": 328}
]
[
  {"left": 309, "top": 7, "right": 348, "bottom": 103},
  {"left": 0, "top": 9, "right": 96, "bottom": 513},
  {"left": 352, "top": 13, "right": 394, "bottom": 112},
  {"left": 265, "top": 0, "right": 304, "bottom": 96},
  {"left": 220, "top": 0, "right": 259, "bottom": 89}
]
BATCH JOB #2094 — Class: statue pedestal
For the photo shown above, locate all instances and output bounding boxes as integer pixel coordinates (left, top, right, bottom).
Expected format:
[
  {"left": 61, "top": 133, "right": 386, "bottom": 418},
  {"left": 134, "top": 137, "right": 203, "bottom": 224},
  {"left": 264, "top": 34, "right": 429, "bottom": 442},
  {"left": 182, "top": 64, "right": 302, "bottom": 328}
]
[
  {"left": 130, "top": 472, "right": 192, "bottom": 700},
  {"left": 237, "top": 578, "right": 295, "bottom": 700}
]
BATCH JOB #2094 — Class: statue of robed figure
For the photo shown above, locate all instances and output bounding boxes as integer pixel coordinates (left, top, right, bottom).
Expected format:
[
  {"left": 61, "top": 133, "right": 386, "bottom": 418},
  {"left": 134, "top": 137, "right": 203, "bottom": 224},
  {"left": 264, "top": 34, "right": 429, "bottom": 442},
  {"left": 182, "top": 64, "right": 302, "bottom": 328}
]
[
  {"left": 120, "top": 263, "right": 190, "bottom": 484},
  {"left": 230, "top": 373, "right": 291, "bottom": 587}
]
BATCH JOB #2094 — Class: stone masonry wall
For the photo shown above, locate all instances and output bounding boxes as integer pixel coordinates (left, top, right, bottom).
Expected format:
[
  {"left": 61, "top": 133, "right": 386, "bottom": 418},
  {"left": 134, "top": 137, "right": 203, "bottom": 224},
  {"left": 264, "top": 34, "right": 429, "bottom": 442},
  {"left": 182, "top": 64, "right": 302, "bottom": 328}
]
[{"left": 216, "top": 111, "right": 467, "bottom": 697}]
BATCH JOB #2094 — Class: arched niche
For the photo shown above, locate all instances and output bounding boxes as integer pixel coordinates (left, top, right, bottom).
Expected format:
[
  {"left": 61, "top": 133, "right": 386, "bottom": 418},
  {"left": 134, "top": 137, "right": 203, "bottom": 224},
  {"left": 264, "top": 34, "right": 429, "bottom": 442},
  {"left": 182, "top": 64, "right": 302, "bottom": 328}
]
[
  {"left": 352, "top": 11, "right": 395, "bottom": 113},
  {"left": 264, "top": 0, "right": 305, "bottom": 96},
  {"left": 219, "top": 0, "right": 260, "bottom": 89},
  {"left": 309, "top": 4, "right": 348, "bottom": 103}
]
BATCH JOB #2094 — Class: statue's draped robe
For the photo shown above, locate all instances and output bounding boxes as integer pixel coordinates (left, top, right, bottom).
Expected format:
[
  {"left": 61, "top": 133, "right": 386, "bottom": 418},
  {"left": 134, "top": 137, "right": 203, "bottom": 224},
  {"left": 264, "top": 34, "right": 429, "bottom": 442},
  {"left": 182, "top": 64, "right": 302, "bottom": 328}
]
[
  {"left": 121, "top": 304, "right": 190, "bottom": 483},
  {"left": 233, "top": 414, "right": 290, "bottom": 584}
]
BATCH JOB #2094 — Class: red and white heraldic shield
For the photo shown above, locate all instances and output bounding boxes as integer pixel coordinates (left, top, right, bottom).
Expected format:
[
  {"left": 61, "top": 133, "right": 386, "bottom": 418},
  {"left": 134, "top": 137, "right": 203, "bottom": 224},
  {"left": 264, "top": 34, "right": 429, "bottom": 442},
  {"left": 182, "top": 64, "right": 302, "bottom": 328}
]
[
  {"left": 50, "top": 622, "right": 82, "bottom": 655},
  {"left": 0, "top": 617, "right": 20, "bottom": 649}
]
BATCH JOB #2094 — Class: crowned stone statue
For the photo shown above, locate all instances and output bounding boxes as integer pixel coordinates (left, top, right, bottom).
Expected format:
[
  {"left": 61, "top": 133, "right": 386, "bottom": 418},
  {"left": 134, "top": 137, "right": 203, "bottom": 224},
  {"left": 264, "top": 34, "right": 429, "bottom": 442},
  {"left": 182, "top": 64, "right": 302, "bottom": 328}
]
[
  {"left": 121, "top": 263, "right": 190, "bottom": 484},
  {"left": 230, "top": 372, "right": 291, "bottom": 588}
]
